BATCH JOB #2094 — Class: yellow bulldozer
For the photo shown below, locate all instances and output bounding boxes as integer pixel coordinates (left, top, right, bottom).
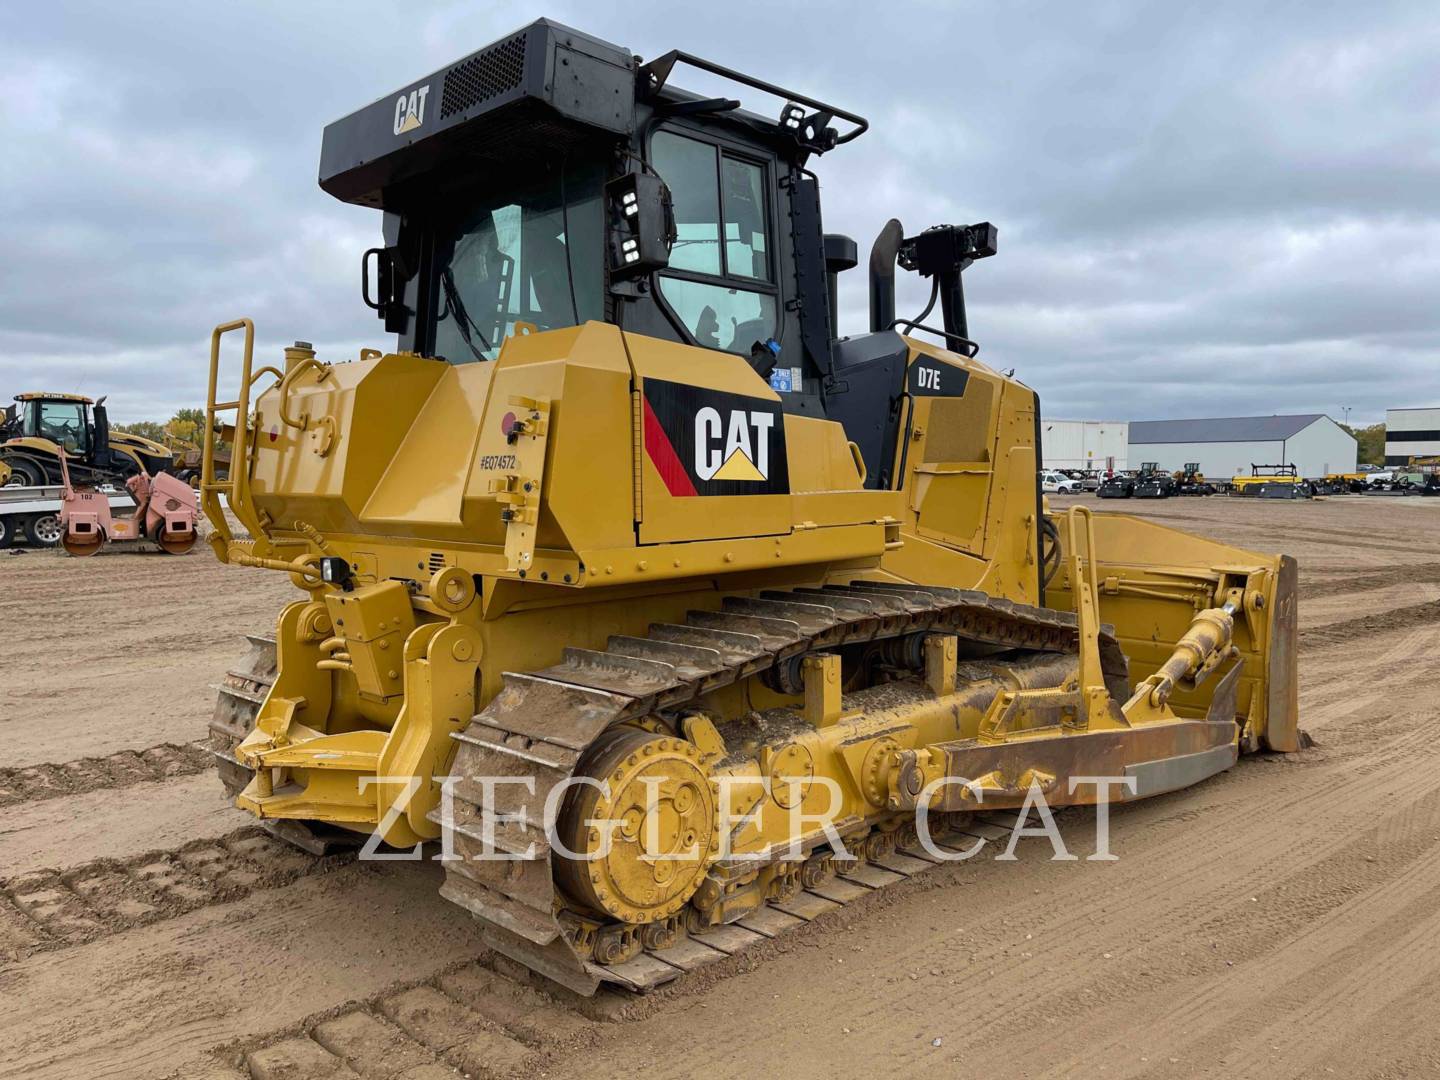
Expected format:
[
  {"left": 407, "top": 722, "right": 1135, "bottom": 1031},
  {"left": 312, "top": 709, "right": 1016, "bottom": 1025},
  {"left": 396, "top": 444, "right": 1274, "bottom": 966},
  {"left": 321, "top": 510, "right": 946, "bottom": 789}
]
[{"left": 203, "top": 20, "right": 1300, "bottom": 996}]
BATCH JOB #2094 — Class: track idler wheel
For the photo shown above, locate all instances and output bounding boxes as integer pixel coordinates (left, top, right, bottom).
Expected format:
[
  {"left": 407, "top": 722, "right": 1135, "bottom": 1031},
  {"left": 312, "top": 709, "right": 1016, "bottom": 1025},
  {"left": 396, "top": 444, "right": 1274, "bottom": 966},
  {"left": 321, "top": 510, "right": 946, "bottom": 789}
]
[{"left": 555, "top": 727, "right": 718, "bottom": 933}]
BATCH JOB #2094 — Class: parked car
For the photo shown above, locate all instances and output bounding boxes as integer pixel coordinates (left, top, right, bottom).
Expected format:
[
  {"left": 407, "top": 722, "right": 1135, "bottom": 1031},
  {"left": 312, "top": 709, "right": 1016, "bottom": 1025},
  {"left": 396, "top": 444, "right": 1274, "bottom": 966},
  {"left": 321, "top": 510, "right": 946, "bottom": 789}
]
[{"left": 1040, "top": 470, "right": 1080, "bottom": 494}]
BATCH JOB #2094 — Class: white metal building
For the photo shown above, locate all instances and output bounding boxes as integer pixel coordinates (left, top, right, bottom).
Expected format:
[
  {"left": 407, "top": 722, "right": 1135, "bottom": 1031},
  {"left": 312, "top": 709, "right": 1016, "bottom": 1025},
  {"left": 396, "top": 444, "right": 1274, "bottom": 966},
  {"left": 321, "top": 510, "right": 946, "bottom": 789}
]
[
  {"left": 1384, "top": 408, "right": 1440, "bottom": 466},
  {"left": 1041, "top": 419, "right": 1129, "bottom": 472},
  {"left": 1128, "top": 414, "right": 1356, "bottom": 480}
]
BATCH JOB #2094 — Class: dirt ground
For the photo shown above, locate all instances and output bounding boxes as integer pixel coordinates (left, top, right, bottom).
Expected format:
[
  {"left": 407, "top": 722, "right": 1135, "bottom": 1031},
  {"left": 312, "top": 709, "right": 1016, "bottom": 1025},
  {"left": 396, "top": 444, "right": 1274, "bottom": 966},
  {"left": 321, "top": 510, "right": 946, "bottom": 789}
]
[{"left": 3, "top": 495, "right": 1439, "bottom": 1080}]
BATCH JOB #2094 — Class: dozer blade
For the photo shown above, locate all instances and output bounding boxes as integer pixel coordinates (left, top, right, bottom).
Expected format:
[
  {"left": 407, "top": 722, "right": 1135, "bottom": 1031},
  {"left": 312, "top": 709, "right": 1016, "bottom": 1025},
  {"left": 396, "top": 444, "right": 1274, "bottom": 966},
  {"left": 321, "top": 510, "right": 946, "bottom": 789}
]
[{"left": 1059, "top": 513, "right": 1301, "bottom": 753}]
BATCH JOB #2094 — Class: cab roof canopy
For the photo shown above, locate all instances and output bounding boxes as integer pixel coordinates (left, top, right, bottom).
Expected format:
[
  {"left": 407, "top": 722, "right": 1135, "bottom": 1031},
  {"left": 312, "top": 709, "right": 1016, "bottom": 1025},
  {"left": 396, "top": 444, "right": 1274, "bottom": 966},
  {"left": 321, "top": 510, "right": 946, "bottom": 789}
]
[
  {"left": 318, "top": 17, "right": 865, "bottom": 210},
  {"left": 15, "top": 392, "right": 93, "bottom": 403}
]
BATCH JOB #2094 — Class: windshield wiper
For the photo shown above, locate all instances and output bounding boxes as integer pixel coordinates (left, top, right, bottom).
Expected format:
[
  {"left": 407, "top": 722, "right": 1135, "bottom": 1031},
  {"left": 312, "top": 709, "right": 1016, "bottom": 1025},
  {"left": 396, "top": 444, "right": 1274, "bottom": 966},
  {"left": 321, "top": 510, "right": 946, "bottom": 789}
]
[{"left": 440, "top": 268, "right": 493, "bottom": 361}]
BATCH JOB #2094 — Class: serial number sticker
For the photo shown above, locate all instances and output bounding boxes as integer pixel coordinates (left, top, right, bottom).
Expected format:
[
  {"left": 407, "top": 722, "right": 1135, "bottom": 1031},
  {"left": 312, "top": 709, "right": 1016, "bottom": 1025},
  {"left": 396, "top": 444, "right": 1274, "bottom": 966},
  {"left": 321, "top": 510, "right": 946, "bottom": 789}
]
[{"left": 479, "top": 454, "right": 518, "bottom": 470}]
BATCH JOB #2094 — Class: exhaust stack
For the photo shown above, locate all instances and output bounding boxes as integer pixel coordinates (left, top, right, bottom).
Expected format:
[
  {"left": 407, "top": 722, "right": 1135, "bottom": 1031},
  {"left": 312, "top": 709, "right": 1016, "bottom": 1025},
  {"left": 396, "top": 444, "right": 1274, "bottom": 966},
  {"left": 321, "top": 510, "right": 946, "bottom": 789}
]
[{"left": 868, "top": 219, "right": 904, "bottom": 333}]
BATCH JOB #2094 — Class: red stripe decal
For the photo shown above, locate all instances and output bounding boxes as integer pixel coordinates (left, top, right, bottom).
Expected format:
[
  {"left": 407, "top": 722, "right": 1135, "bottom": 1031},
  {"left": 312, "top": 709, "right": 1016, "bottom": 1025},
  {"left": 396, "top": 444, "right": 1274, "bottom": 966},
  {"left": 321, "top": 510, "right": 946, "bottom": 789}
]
[{"left": 642, "top": 395, "right": 698, "bottom": 497}]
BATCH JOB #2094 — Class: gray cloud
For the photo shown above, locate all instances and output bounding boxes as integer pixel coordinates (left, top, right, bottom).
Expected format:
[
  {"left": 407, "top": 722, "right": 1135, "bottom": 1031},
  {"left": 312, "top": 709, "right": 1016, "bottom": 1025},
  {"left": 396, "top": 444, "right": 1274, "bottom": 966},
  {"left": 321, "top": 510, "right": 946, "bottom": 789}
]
[{"left": 2, "top": 0, "right": 1436, "bottom": 426}]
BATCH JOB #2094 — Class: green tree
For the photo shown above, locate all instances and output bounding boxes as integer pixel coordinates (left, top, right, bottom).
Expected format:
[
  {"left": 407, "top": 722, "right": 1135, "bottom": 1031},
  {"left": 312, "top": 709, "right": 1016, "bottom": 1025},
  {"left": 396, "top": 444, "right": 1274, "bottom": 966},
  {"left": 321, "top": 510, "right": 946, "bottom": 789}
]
[
  {"left": 165, "top": 415, "right": 199, "bottom": 444},
  {"left": 171, "top": 407, "right": 205, "bottom": 430},
  {"left": 114, "top": 419, "right": 166, "bottom": 443}
]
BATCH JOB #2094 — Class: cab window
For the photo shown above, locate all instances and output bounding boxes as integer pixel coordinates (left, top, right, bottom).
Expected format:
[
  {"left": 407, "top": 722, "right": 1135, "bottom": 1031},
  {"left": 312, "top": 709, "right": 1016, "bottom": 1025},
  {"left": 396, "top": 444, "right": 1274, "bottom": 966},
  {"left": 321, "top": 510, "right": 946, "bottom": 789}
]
[
  {"left": 430, "top": 160, "right": 605, "bottom": 364},
  {"left": 37, "top": 402, "right": 87, "bottom": 453},
  {"left": 650, "top": 131, "right": 777, "bottom": 355}
]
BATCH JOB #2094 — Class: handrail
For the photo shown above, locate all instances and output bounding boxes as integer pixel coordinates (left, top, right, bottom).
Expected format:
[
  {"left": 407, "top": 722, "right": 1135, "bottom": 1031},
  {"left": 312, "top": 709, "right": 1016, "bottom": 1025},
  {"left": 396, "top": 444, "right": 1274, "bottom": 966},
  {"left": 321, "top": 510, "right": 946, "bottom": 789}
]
[
  {"left": 639, "top": 50, "right": 868, "bottom": 147},
  {"left": 1065, "top": 505, "right": 1102, "bottom": 610},
  {"left": 1063, "top": 505, "right": 1107, "bottom": 723},
  {"left": 204, "top": 318, "right": 276, "bottom": 559},
  {"left": 277, "top": 356, "right": 331, "bottom": 430}
]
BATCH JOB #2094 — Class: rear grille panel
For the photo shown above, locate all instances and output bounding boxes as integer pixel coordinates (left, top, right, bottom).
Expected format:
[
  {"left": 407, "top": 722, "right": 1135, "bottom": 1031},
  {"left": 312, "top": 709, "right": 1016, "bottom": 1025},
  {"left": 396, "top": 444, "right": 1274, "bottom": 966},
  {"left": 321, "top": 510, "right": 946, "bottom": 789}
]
[{"left": 440, "top": 33, "right": 527, "bottom": 119}]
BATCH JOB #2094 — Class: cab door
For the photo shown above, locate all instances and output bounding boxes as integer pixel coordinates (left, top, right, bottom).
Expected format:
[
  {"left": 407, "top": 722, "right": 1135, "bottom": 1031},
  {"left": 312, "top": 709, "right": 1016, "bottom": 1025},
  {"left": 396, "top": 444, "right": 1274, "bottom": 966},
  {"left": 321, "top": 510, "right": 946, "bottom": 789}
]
[{"left": 627, "top": 126, "right": 793, "bottom": 543}]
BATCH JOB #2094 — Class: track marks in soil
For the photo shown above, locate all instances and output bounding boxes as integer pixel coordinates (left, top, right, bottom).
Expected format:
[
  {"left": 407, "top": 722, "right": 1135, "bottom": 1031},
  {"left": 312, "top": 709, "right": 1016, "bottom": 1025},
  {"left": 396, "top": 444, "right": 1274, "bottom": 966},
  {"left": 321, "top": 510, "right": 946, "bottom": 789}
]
[
  {"left": 0, "top": 826, "right": 348, "bottom": 961},
  {"left": 1299, "top": 598, "right": 1440, "bottom": 647},
  {"left": 1048, "top": 784, "right": 1440, "bottom": 1079},
  {"left": 181, "top": 818, "right": 1060, "bottom": 1080},
  {"left": 196, "top": 959, "right": 603, "bottom": 1080},
  {"left": 1300, "top": 561, "right": 1440, "bottom": 600},
  {"left": 0, "top": 742, "right": 211, "bottom": 808}
]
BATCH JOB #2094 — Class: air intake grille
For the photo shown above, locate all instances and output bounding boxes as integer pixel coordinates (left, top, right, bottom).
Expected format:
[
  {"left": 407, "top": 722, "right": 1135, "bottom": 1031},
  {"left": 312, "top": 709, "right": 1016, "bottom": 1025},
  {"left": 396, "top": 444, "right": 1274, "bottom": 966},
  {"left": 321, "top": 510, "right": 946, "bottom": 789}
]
[
  {"left": 440, "top": 33, "right": 527, "bottom": 119},
  {"left": 428, "top": 552, "right": 446, "bottom": 574}
]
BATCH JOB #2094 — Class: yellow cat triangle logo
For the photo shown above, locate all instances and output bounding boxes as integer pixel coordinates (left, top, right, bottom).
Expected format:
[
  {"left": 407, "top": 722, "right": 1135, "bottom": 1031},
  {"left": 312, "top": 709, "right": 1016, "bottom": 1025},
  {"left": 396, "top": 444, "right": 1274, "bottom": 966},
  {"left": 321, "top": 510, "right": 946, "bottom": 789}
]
[
  {"left": 397, "top": 110, "right": 422, "bottom": 133},
  {"left": 713, "top": 449, "right": 766, "bottom": 482}
]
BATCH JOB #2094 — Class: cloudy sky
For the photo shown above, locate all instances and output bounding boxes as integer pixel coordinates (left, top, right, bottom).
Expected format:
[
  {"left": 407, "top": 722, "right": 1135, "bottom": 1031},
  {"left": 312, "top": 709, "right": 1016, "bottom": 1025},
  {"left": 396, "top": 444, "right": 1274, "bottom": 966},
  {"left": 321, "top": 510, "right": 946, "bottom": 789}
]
[{"left": 2, "top": 0, "right": 1435, "bottom": 426}]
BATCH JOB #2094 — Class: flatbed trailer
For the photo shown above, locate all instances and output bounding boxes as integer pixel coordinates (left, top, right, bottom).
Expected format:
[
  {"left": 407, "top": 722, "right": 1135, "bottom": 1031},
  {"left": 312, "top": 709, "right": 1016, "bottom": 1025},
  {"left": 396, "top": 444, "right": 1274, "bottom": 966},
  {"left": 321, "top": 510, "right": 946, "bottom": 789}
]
[{"left": 0, "top": 484, "right": 134, "bottom": 549}]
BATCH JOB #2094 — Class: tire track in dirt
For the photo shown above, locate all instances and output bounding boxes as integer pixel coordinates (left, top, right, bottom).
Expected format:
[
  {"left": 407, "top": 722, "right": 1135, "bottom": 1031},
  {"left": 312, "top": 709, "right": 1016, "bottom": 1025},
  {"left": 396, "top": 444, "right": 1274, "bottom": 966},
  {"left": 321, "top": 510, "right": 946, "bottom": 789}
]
[
  {"left": 1301, "top": 561, "right": 1440, "bottom": 600},
  {"left": 910, "top": 739, "right": 1440, "bottom": 1071},
  {"left": 0, "top": 742, "right": 212, "bottom": 809},
  {"left": 1053, "top": 788, "right": 1440, "bottom": 1079},
  {"left": 0, "top": 862, "right": 488, "bottom": 1080},
  {"left": 186, "top": 957, "right": 607, "bottom": 1080},
  {"left": 0, "top": 826, "right": 350, "bottom": 962},
  {"left": 174, "top": 816, "right": 1060, "bottom": 1079},
  {"left": 1299, "top": 598, "right": 1440, "bottom": 647},
  {"left": 0, "top": 549, "right": 292, "bottom": 767}
]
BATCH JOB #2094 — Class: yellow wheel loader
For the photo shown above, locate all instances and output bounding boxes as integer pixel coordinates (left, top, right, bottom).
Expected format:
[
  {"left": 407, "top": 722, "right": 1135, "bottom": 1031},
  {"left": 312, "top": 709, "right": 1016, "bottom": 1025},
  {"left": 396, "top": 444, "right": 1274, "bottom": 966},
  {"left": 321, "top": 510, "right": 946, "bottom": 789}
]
[{"left": 203, "top": 19, "right": 1300, "bottom": 996}]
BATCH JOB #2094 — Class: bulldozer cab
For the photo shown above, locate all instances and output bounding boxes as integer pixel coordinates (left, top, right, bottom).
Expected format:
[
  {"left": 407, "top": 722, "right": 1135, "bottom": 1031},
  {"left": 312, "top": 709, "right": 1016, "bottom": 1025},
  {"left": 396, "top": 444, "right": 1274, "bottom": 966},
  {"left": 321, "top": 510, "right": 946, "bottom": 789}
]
[{"left": 327, "top": 21, "right": 861, "bottom": 409}]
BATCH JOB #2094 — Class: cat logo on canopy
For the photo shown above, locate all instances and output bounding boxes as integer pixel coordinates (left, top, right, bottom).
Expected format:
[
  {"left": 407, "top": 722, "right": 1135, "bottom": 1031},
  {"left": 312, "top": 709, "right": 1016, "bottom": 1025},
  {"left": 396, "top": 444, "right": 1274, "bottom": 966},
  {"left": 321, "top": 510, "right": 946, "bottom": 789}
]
[
  {"left": 392, "top": 85, "right": 431, "bottom": 135},
  {"left": 641, "top": 379, "right": 789, "bottom": 497}
]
